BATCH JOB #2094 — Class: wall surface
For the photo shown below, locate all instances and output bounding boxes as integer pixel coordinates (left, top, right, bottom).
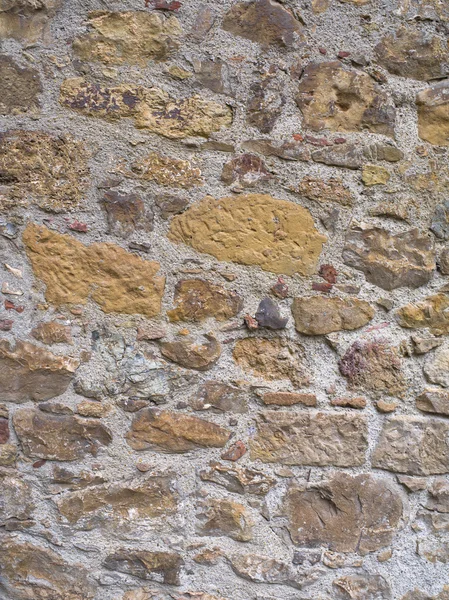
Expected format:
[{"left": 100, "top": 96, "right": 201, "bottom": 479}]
[{"left": 2, "top": 0, "right": 449, "bottom": 599}]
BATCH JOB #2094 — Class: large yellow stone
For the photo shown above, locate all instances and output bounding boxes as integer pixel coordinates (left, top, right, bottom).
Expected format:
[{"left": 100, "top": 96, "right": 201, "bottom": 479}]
[
  {"left": 23, "top": 224, "right": 165, "bottom": 316},
  {"left": 168, "top": 194, "right": 326, "bottom": 275}
]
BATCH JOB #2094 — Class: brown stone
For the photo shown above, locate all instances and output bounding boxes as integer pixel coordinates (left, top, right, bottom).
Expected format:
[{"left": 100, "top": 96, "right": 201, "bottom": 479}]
[
  {"left": 169, "top": 194, "right": 326, "bottom": 276},
  {"left": 0, "top": 0, "right": 61, "bottom": 43},
  {"left": 160, "top": 335, "right": 221, "bottom": 370},
  {"left": 396, "top": 293, "right": 449, "bottom": 335},
  {"left": 0, "top": 339, "right": 78, "bottom": 403},
  {"left": 168, "top": 279, "right": 243, "bottom": 322},
  {"left": 104, "top": 550, "right": 183, "bottom": 585},
  {"left": 0, "top": 539, "right": 96, "bottom": 599},
  {"left": 311, "top": 143, "right": 362, "bottom": 169},
  {"left": 0, "top": 475, "right": 34, "bottom": 526},
  {"left": 229, "top": 553, "right": 316, "bottom": 589},
  {"left": 417, "top": 81, "right": 449, "bottom": 145},
  {"left": 233, "top": 337, "right": 309, "bottom": 387},
  {"left": 0, "top": 56, "right": 41, "bottom": 115},
  {"left": 397, "top": 475, "right": 428, "bottom": 492},
  {"left": 137, "top": 324, "right": 167, "bottom": 341},
  {"left": 440, "top": 247, "right": 449, "bottom": 274},
  {"left": 250, "top": 411, "right": 368, "bottom": 465},
  {"left": 76, "top": 400, "right": 110, "bottom": 418},
  {"left": 373, "top": 416, "right": 449, "bottom": 475},
  {"left": 190, "top": 381, "right": 247, "bottom": 413},
  {"left": 73, "top": 11, "right": 182, "bottom": 65},
  {"left": 126, "top": 408, "right": 230, "bottom": 452},
  {"left": 281, "top": 473, "right": 403, "bottom": 553},
  {"left": 221, "top": 153, "right": 272, "bottom": 188},
  {"left": 0, "top": 444, "right": 16, "bottom": 467},
  {"left": 155, "top": 194, "right": 189, "bottom": 219},
  {"left": 426, "top": 479, "right": 449, "bottom": 513},
  {"left": 343, "top": 224, "right": 435, "bottom": 290},
  {"left": 192, "top": 57, "right": 235, "bottom": 96},
  {"left": 416, "top": 389, "right": 449, "bottom": 416},
  {"left": 363, "top": 141, "right": 404, "bottom": 162},
  {"left": 31, "top": 321, "right": 72, "bottom": 345},
  {"left": 200, "top": 461, "right": 275, "bottom": 495},
  {"left": 132, "top": 152, "right": 203, "bottom": 188},
  {"left": 49, "top": 465, "right": 106, "bottom": 492},
  {"left": 402, "top": 588, "right": 449, "bottom": 600},
  {"left": 331, "top": 396, "right": 367, "bottom": 409},
  {"left": 242, "top": 137, "right": 310, "bottom": 161},
  {"left": 101, "top": 191, "right": 154, "bottom": 237},
  {"left": 0, "top": 130, "right": 88, "bottom": 212},
  {"left": 362, "top": 164, "right": 390, "bottom": 186},
  {"left": 222, "top": 0, "right": 303, "bottom": 47},
  {"left": 0, "top": 417, "right": 9, "bottom": 443},
  {"left": 296, "top": 62, "right": 396, "bottom": 137},
  {"left": 246, "top": 80, "right": 286, "bottom": 133},
  {"left": 197, "top": 498, "right": 253, "bottom": 541},
  {"left": 424, "top": 345, "right": 449, "bottom": 387},
  {"left": 23, "top": 224, "right": 165, "bottom": 317},
  {"left": 13, "top": 407, "right": 112, "bottom": 460},
  {"left": 412, "top": 334, "right": 443, "bottom": 355},
  {"left": 60, "top": 78, "right": 232, "bottom": 139},
  {"left": 296, "top": 176, "right": 353, "bottom": 206},
  {"left": 292, "top": 296, "right": 374, "bottom": 335},
  {"left": 262, "top": 392, "right": 317, "bottom": 406},
  {"left": 333, "top": 574, "right": 392, "bottom": 599}
]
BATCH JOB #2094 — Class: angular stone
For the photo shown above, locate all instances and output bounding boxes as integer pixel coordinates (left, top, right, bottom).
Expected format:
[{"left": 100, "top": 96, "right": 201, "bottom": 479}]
[
  {"left": 312, "top": 143, "right": 363, "bottom": 169},
  {"left": 396, "top": 293, "right": 449, "bottom": 334},
  {"left": 242, "top": 138, "right": 310, "bottom": 161},
  {"left": 417, "top": 81, "right": 449, "bottom": 145},
  {"left": 190, "top": 381, "right": 247, "bottom": 413},
  {"left": 200, "top": 461, "right": 275, "bottom": 495},
  {"left": 426, "top": 479, "right": 449, "bottom": 513},
  {"left": 402, "top": 588, "right": 449, "bottom": 600},
  {"left": 169, "top": 194, "right": 326, "bottom": 276},
  {"left": 333, "top": 574, "right": 392, "bottom": 599},
  {"left": 417, "top": 389, "right": 449, "bottom": 415},
  {"left": 160, "top": 335, "right": 221, "bottom": 370},
  {"left": 0, "top": 475, "right": 34, "bottom": 526},
  {"left": 296, "top": 62, "right": 396, "bottom": 137},
  {"left": 439, "top": 247, "right": 449, "bottom": 274},
  {"left": 255, "top": 297, "right": 288, "bottom": 329},
  {"left": 363, "top": 141, "right": 404, "bottom": 162},
  {"left": 263, "top": 392, "right": 317, "bottom": 406},
  {"left": 50, "top": 465, "right": 106, "bottom": 492},
  {"left": 221, "top": 154, "right": 272, "bottom": 188},
  {"left": 23, "top": 224, "right": 165, "bottom": 317},
  {"left": 296, "top": 176, "right": 353, "bottom": 206},
  {"left": 246, "top": 80, "right": 285, "bottom": 133},
  {"left": 431, "top": 200, "right": 449, "bottom": 240},
  {"left": 155, "top": 194, "right": 189, "bottom": 219},
  {"left": 73, "top": 11, "right": 182, "bottom": 65},
  {"left": 282, "top": 473, "right": 403, "bottom": 553},
  {"left": 101, "top": 191, "right": 154, "bottom": 237},
  {"left": 0, "top": 130, "right": 88, "bottom": 212},
  {"left": 192, "top": 57, "right": 235, "bottom": 96},
  {"left": 132, "top": 152, "right": 203, "bottom": 188},
  {"left": 31, "top": 321, "right": 72, "bottom": 345},
  {"left": 250, "top": 411, "right": 368, "bottom": 465},
  {"left": 13, "top": 407, "right": 112, "bottom": 461},
  {"left": 0, "top": 340, "right": 78, "bottom": 402},
  {"left": 222, "top": 0, "right": 303, "bottom": 47},
  {"left": 60, "top": 78, "right": 232, "bottom": 139},
  {"left": 126, "top": 408, "right": 230, "bottom": 452},
  {"left": 373, "top": 416, "right": 449, "bottom": 475},
  {"left": 230, "top": 553, "right": 315, "bottom": 589},
  {"left": 425, "top": 345, "right": 449, "bottom": 387},
  {"left": 0, "top": 0, "right": 61, "bottom": 43},
  {"left": 361, "top": 164, "right": 390, "bottom": 186},
  {"left": 343, "top": 223, "right": 435, "bottom": 290},
  {"left": 292, "top": 296, "right": 374, "bottom": 335},
  {"left": 104, "top": 550, "right": 183, "bottom": 585},
  {"left": 196, "top": 498, "right": 253, "bottom": 541},
  {"left": 0, "top": 444, "right": 16, "bottom": 467},
  {"left": 168, "top": 279, "right": 243, "bottom": 322},
  {"left": 0, "top": 56, "right": 41, "bottom": 115},
  {"left": 233, "top": 337, "right": 309, "bottom": 387},
  {"left": 0, "top": 539, "right": 96, "bottom": 599}
]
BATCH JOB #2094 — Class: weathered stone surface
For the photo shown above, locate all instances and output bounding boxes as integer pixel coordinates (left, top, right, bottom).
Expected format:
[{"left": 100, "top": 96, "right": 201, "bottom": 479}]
[
  {"left": 361, "top": 164, "right": 390, "bottom": 186},
  {"left": 221, "top": 153, "right": 272, "bottom": 187},
  {"left": 229, "top": 553, "right": 317, "bottom": 589},
  {"left": 292, "top": 296, "right": 374, "bottom": 335},
  {"left": 0, "top": 0, "right": 61, "bottom": 43},
  {"left": 0, "top": 416, "right": 9, "bottom": 443},
  {"left": 0, "top": 130, "right": 88, "bottom": 212},
  {"left": 373, "top": 416, "right": 449, "bottom": 475},
  {"left": 0, "top": 56, "right": 41, "bottom": 115},
  {"left": 426, "top": 479, "right": 449, "bottom": 513},
  {"left": 263, "top": 392, "right": 317, "bottom": 406},
  {"left": 343, "top": 223, "right": 435, "bottom": 290},
  {"left": 160, "top": 335, "right": 221, "bottom": 370},
  {"left": 126, "top": 408, "right": 230, "bottom": 452},
  {"left": 417, "top": 389, "right": 449, "bottom": 415},
  {"left": 196, "top": 498, "right": 253, "bottom": 541},
  {"left": 431, "top": 200, "right": 449, "bottom": 240},
  {"left": 439, "top": 247, "right": 449, "bottom": 274},
  {"left": 339, "top": 340, "right": 406, "bottom": 397},
  {"left": 200, "top": 461, "right": 275, "bottom": 495},
  {"left": 312, "top": 143, "right": 362, "bottom": 169},
  {"left": 425, "top": 345, "right": 449, "bottom": 387},
  {"left": 169, "top": 194, "right": 326, "bottom": 276},
  {"left": 417, "top": 81, "right": 449, "bottom": 145},
  {"left": 104, "top": 550, "right": 183, "bottom": 585},
  {"left": 243, "top": 137, "right": 310, "bottom": 161},
  {"left": 333, "top": 574, "right": 392, "bottom": 599},
  {"left": 246, "top": 80, "right": 285, "bottom": 133},
  {"left": 60, "top": 78, "right": 232, "bottom": 139},
  {"left": 222, "top": 0, "right": 303, "bottom": 47},
  {"left": 155, "top": 194, "right": 189, "bottom": 219},
  {"left": 132, "top": 152, "right": 203, "bottom": 188},
  {"left": 402, "top": 588, "right": 449, "bottom": 600},
  {"left": 0, "top": 340, "right": 78, "bottom": 402},
  {"left": 0, "top": 539, "right": 96, "bottom": 599},
  {"left": 296, "top": 176, "right": 353, "bottom": 206},
  {"left": 363, "top": 141, "right": 404, "bottom": 162},
  {"left": 255, "top": 297, "right": 288, "bottom": 329},
  {"left": 0, "top": 475, "right": 34, "bottom": 526},
  {"left": 168, "top": 279, "right": 242, "bottom": 322},
  {"left": 396, "top": 293, "right": 449, "bottom": 334},
  {"left": 73, "top": 11, "right": 182, "bottom": 65},
  {"left": 233, "top": 337, "right": 309, "bottom": 387},
  {"left": 190, "top": 381, "right": 247, "bottom": 413},
  {"left": 296, "top": 62, "right": 396, "bottom": 137},
  {"left": 13, "top": 407, "right": 112, "bottom": 460},
  {"left": 331, "top": 396, "right": 367, "bottom": 409},
  {"left": 49, "top": 465, "right": 106, "bottom": 492},
  {"left": 250, "top": 411, "right": 368, "bottom": 465},
  {"left": 23, "top": 224, "right": 165, "bottom": 317},
  {"left": 282, "top": 473, "right": 403, "bottom": 553},
  {"left": 0, "top": 444, "right": 16, "bottom": 467},
  {"left": 31, "top": 321, "right": 72, "bottom": 345},
  {"left": 101, "top": 191, "right": 154, "bottom": 237}
]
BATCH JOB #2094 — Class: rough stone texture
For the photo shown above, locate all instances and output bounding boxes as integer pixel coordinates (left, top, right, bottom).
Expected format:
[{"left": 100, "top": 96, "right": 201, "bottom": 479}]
[
  {"left": 0, "top": 0, "right": 62, "bottom": 43},
  {"left": 417, "top": 81, "right": 449, "bottom": 145},
  {"left": 424, "top": 345, "right": 449, "bottom": 387},
  {"left": 101, "top": 191, "right": 154, "bottom": 237},
  {"left": 333, "top": 574, "right": 392, "bottom": 599},
  {"left": 416, "top": 389, "right": 449, "bottom": 416},
  {"left": 396, "top": 293, "right": 449, "bottom": 334},
  {"left": 292, "top": 296, "right": 374, "bottom": 335},
  {"left": 168, "top": 279, "right": 243, "bottom": 322},
  {"left": 104, "top": 550, "right": 183, "bottom": 585},
  {"left": 0, "top": 56, "right": 41, "bottom": 115},
  {"left": 229, "top": 553, "right": 317, "bottom": 589},
  {"left": 196, "top": 498, "right": 253, "bottom": 541},
  {"left": 160, "top": 335, "right": 221, "bottom": 370},
  {"left": 132, "top": 152, "right": 203, "bottom": 189},
  {"left": 296, "top": 176, "right": 353, "bottom": 206},
  {"left": 190, "top": 381, "right": 247, "bottom": 413},
  {"left": 200, "top": 461, "right": 275, "bottom": 495},
  {"left": 221, "top": 153, "right": 272, "bottom": 188},
  {"left": 31, "top": 321, "right": 72, "bottom": 345}
]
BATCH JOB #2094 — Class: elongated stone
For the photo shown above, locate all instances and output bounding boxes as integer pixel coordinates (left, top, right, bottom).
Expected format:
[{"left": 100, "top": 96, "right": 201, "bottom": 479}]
[{"left": 292, "top": 296, "right": 374, "bottom": 335}]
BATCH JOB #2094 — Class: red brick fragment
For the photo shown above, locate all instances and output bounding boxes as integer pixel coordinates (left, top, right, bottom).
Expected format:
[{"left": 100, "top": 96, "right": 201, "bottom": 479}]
[
  {"left": 319, "top": 264, "right": 338, "bottom": 284},
  {"left": 338, "top": 51, "right": 351, "bottom": 58},
  {"left": 146, "top": 0, "right": 181, "bottom": 10},
  {"left": 4, "top": 300, "right": 24, "bottom": 313},
  {"left": 271, "top": 276, "right": 288, "bottom": 299},
  {"left": 312, "top": 282, "right": 332, "bottom": 293},
  {"left": 244, "top": 314, "right": 258, "bottom": 330},
  {"left": 68, "top": 220, "right": 88, "bottom": 232}
]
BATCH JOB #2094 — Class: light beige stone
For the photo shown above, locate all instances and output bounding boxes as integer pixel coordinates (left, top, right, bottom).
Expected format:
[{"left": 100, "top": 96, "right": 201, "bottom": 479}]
[{"left": 292, "top": 296, "right": 374, "bottom": 335}]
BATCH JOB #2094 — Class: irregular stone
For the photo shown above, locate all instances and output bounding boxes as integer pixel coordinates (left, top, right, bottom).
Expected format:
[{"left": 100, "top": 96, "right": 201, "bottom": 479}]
[
  {"left": 397, "top": 475, "right": 428, "bottom": 492},
  {"left": 168, "top": 279, "right": 243, "bottom": 322},
  {"left": 101, "top": 191, "right": 154, "bottom": 237},
  {"left": 60, "top": 78, "right": 232, "bottom": 139},
  {"left": 296, "top": 176, "right": 353, "bottom": 206},
  {"left": 362, "top": 164, "right": 390, "bottom": 186},
  {"left": 0, "top": 56, "right": 41, "bottom": 115},
  {"left": 233, "top": 337, "right": 309, "bottom": 387},
  {"left": 49, "top": 465, "right": 106, "bottom": 492},
  {"left": 401, "top": 587, "right": 449, "bottom": 600},
  {"left": 262, "top": 392, "right": 317, "bottom": 406},
  {"left": 339, "top": 339, "right": 406, "bottom": 397},
  {"left": 439, "top": 247, "right": 449, "bottom": 274},
  {"left": 425, "top": 345, "right": 449, "bottom": 387},
  {"left": 196, "top": 498, "right": 253, "bottom": 541},
  {"left": 342, "top": 223, "right": 435, "bottom": 290},
  {"left": 222, "top": 0, "right": 303, "bottom": 47},
  {"left": 160, "top": 335, "right": 221, "bottom": 370},
  {"left": 363, "top": 141, "right": 404, "bottom": 162},
  {"left": 426, "top": 479, "right": 449, "bottom": 513},
  {"left": 192, "top": 57, "right": 236, "bottom": 96},
  {"left": 250, "top": 411, "right": 368, "bottom": 465},
  {"left": 104, "top": 550, "right": 183, "bottom": 585},
  {"left": 132, "top": 152, "right": 203, "bottom": 188},
  {"left": 417, "top": 81, "right": 449, "bottom": 145},
  {"left": 292, "top": 296, "right": 374, "bottom": 335},
  {"left": 221, "top": 440, "right": 247, "bottom": 461},
  {"left": 246, "top": 80, "right": 285, "bottom": 133},
  {"left": 221, "top": 154, "right": 272, "bottom": 188},
  {"left": 190, "top": 5, "right": 215, "bottom": 41},
  {"left": 200, "top": 461, "right": 275, "bottom": 495},
  {"left": 0, "top": 339, "right": 78, "bottom": 402},
  {"left": 0, "top": 417, "right": 9, "bottom": 443},
  {"left": 76, "top": 400, "right": 110, "bottom": 418},
  {"left": 396, "top": 293, "right": 449, "bottom": 334},
  {"left": 242, "top": 138, "right": 310, "bottom": 161},
  {"left": 0, "top": 444, "right": 16, "bottom": 466},
  {"left": 13, "top": 407, "right": 112, "bottom": 460},
  {"left": 73, "top": 11, "right": 182, "bottom": 65},
  {"left": 190, "top": 381, "right": 247, "bottom": 413},
  {"left": 312, "top": 143, "right": 363, "bottom": 169},
  {"left": 281, "top": 473, "right": 403, "bottom": 553},
  {"left": 126, "top": 408, "right": 230, "bottom": 452},
  {"left": 431, "top": 200, "right": 449, "bottom": 240},
  {"left": 155, "top": 194, "right": 189, "bottom": 219},
  {"left": 333, "top": 574, "right": 392, "bottom": 599},
  {"left": 331, "top": 396, "right": 367, "bottom": 409},
  {"left": 0, "top": 475, "right": 34, "bottom": 526},
  {"left": 169, "top": 194, "right": 326, "bottom": 276},
  {"left": 296, "top": 62, "right": 396, "bottom": 137},
  {"left": 373, "top": 416, "right": 449, "bottom": 475},
  {"left": 417, "top": 389, "right": 449, "bottom": 415},
  {"left": 0, "top": 130, "right": 89, "bottom": 212},
  {"left": 375, "top": 27, "right": 448, "bottom": 81},
  {"left": 0, "top": 0, "right": 61, "bottom": 43},
  {"left": 23, "top": 224, "right": 165, "bottom": 317},
  {"left": 255, "top": 297, "right": 288, "bottom": 329},
  {"left": 31, "top": 321, "right": 72, "bottom": 345},
  {"left": 39, "top": 401, "right": 73, "bottom": 415},
  {"left": 230, "top": 553, "right": 316, "bottom": 589}
]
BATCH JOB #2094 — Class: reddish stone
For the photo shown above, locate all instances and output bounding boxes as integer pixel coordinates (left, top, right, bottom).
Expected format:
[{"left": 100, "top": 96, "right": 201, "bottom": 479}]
[
  {"left": 68, "top": 221, "right": 88, "bottom": 233},
  {"left": 0, "top": 320, "right": 13, "bottom": 331},
  {"left": 244, "top": 314, "right": 258, "bottom": 330},
  {"left": 305, "top": 135, "right": 332, "bottom": 146},
  {"left": 338, "top": 51, "right": 351, "bottom": 58},
  {"left": 0, "top": 418, "right": 9, "bottom": 443},
  {"left": 334, "top": 137, "right": 347, "bottom": 144},
  {"left": 319, "top": 47, "right": 327, "bottom": 55},
  {"left": 32, "top": 459, "right": 47, "bottom": 468},
  {"left": 292, "top": 133, "right": 304, "bottom": 141},
  {"left": 146, "top": 0, "right": 181, "bottom": 9},
  {"left": 4, "top": 301, "right": 24, "bottom": 313},
  {"left": 271, "top": 276, "right": 288, "bottom": 299},
  {"left": 222, "top": 440, "right": 247, "bottom": 461},
  {"left": 319, "top": 264, "right": 338, "bottom": 284},
  {"left": 312, "top": 282, "right": 332, "bottom": 293}
]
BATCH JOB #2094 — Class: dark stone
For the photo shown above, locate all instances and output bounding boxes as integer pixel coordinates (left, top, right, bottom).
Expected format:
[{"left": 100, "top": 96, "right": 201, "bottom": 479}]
[{"left": 255, "top": 297, "right": 288, "bottom": 329}]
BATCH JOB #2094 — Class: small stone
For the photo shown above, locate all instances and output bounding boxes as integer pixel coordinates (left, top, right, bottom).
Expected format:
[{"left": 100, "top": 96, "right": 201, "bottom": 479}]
[
  {"left": 376, "top": 400, "right": 397, "bottom": 413},
  {"left": 190, "top": 6, "right": 215, "bottom": 41},
  {"left": 200, "top": 461, "right": 275, "bottom": 495},
  {"left": 101, "top": 191, "right": 154, "bottom": 237},
  {"left": 255, "top": 297, "right": 288, "bottom": 329},
  {"left": 76, "top": 400, "right": 110, "bottom": 418},
  {"left": 292, "top": 296, "right": 374, "bottom": 335},
  {"left": 38, "top": 402, "right": 73, "bottom": 415},
  {"left": 333, "top": 574, "right": 392, "bottom": 599},
  {"left": 221, "top": 440, "right": 247, "bottom": 461},
  {"left": 104, "top": 550, "right": 183, "bottom": 585},
  {"left": 244, "top": 314, "right": 258, "bottom": 330},
  {"left": 262, "top": 392, "right": 317, "bottom": 407},
  {"left": 196, "top": 498, "right": 253, "bottom": 541},
  {"left": 0, "top": 0, "right": 62, "bottom": 43},
  {"left": 319, "top": 264, "right": 338, "bottom": 283},
  {"left": 192, "top": 57, "right": 236, "bottom": 96},
  {"left": 296, "top": 176, "right": 353, "bottom": 206},
  {"left": 229, "top": 553, "right": 315, "bottom": 589},
  {"left": 0, "top": 444, "right": 16, "bottom": 466},
  {"left": 168, "top": 279, "right": 243, "bottom": 322},
  {"left": 416, "top": 80, "right": 449, "bottom": 145},
  {"left": 412, "top": 334, "right": 444, "bottom": 355},
  {"left": 221, "top": 154, "right": 272, "bottom": 188},
  {"left": 396, "top": 293, "right": 449, "bottom": 335},
  {"left": 270, "top": 276, "right": 288, "bottom": 298},
  {"left": 132, "top": 152, "right": 203, "bottom": 189},
  {"left": 363, "top": 141, "right": 404, "bottom": 162},
  {"left": 397, "top": 475, "right": 428, "bottom": 492},
  {"left": 31, "top": 321, "right": 72, "bottom": 345},
  {"left": 0, "top": 56, "right": 41, "bottom": 116},
  {"left": 362, "top": 164, "right": 390, "bottom": 186},
  {"left": 431, "top": 200, "right": 449, "bottom": 240},
  {"left": 155, "top": 194, "right": 189, "bottom": 219},
  {"left": 377, "top": 548, "right": 393, "bottom": 562},
  {"left": 190, "top": 381, "right": 247, "bottom": 413},
  {"left": 0, "top": 417, "right": 9, "bottom": 443},
  {"left": 160, "top": 335, "right": 221, "bottom": 370},
  {"left": 0, "top": 320, "right": 13, "bottom": 331},
  {"left": 425, "top": 345, "right": 449, "bottom": 387},
  {"left": 137, "top": 324, "right": 167, "bottom": 341},
  {"left": 416, "top": 388, "right": 449, "bottom": 416},
  {"left": 331, "top": 396, "right": 366, "bottom": 409},
  {"left": 246, "top": 80, "right": 286, "bottom": 133},
  {"left": 167, "top": 65, "right": 192, "bottom": 80}
]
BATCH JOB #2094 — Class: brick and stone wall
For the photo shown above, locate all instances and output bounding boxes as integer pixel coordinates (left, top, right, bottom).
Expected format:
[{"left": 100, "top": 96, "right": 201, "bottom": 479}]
[{"left": 1, "top": 0, "right": 449, "bottom": 599}]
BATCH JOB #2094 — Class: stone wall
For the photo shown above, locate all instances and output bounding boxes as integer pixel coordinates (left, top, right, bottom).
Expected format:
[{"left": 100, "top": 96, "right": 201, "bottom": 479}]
[{"left": 2, "top": 0, "right": 449, "bottom": 599}]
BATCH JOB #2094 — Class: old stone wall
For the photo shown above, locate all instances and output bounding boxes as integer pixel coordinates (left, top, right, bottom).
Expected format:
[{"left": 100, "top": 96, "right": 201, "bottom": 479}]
[{"left": 2, "top": 0, "right": 449, "bottom": 598}]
